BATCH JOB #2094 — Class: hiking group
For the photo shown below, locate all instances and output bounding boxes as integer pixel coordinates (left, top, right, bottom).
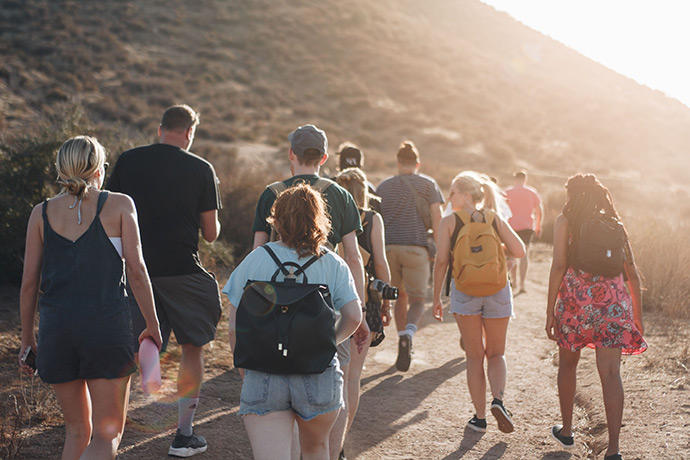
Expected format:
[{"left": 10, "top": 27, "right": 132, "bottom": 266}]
[{"left": 18, "top": 104, "right": 646, "bottom": 460}]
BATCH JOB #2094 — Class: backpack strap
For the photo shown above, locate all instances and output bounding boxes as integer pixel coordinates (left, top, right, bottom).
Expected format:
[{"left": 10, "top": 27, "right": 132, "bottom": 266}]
[
  {"left": 444, "top": 212, "right": 466, "bottom": 296},
  {"left": 268, "top": 181, "right": 288, "bottom": 197},
  {"left": 311, "top": 177, "right": 333, "bottom": 194},
  {"left": 262, "top": 244, "right": 322, "bottom": 284}
]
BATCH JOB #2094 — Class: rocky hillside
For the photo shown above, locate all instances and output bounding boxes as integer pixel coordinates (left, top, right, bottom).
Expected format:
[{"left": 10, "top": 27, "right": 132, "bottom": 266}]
[{"left": 2, "top": 0, "right": 689, "bottom": 209}]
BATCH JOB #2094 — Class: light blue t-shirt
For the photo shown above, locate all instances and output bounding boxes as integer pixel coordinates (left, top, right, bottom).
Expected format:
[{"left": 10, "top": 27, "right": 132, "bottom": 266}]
[{"left": 222, "top": 242, "right": 359, "bottom": 312}]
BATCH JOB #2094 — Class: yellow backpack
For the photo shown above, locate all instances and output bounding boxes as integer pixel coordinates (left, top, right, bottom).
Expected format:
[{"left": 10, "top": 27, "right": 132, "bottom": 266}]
[{"left": 450, "top": 209, "right": 507, "bottom": 296}]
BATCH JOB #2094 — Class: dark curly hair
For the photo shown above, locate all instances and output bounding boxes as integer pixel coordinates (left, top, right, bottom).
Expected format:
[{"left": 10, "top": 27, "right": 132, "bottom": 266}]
[{"left": 563, "top": 173, "right": 626, "bottom": 242}]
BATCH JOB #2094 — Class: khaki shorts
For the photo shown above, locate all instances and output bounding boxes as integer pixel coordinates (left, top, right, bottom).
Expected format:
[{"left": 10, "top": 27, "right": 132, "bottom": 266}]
[{"left": 386, "top": 245, "right": 429, "bottom": 299}]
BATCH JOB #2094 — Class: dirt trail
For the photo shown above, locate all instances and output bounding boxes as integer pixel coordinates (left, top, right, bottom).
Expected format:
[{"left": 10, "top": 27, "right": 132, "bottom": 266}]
[{"left": 16, "top": 244, "right": 689, "bottom": 459}]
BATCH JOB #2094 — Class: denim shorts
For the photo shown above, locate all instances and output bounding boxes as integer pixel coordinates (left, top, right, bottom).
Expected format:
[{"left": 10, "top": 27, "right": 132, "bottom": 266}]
[
  {"left": 449, "top": 282, "right": 513, "bottom": 318},
  {"left": 238, "top": 358, "right": 344, "bottom": 421}
]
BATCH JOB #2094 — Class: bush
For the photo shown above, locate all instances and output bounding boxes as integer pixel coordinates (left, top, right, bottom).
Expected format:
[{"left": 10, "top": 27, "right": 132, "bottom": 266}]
[{"left": 0, "top": 105, "right": 96, "bottom": 284}]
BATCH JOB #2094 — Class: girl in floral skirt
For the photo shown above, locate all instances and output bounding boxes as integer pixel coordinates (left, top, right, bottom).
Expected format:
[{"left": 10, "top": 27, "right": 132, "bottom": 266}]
[{"left": 546, "top": 173, "right": 646, "bottom": 460}]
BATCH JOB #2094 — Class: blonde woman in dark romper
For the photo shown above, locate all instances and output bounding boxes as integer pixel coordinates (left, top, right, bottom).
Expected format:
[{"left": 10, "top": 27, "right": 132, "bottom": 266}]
[{"left": 19, "top": 136, "right": 161, "bottom": 460}]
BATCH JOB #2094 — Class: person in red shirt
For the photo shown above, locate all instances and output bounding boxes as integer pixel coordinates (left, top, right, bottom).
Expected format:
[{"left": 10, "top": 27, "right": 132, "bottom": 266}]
[{"left": 505, "top": 170, "right": 543, "bottom": 294}]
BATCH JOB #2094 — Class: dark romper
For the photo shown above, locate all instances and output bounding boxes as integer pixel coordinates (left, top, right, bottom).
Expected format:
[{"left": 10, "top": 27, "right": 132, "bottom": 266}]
[{"left": 37, "top": 191, "right": 136, "bottom": 384}]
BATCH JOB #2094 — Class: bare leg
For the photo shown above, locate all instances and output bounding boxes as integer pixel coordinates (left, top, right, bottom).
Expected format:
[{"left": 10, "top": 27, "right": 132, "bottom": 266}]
[
  {"left": 53, "top": 380, "right": 92, "bottom": 460},
  {"left": 482, "top": 317, "right": 510, "bottom": 401},
  {"left": 243, "top": 411, "right": 296, "bottom": 460},
  {"left": 454, "top": 314, "right": 486, "bottom": 418},
  {"left": 557, "top": 347, "right": 581, "bottom": 436},
  {"left": 179, "top": 344, "right": 204, "bottom": 399},
  {"left": 519, "top": 250, "right": 529, "bottom": 292},
  {"left": 346, "top": 335, "right": 372, "bottom": 434},
  {"left": 328, "top": 359, "right": 349, "bottom": 460},
  {"left": 80, "top": 376, "right": 132, "bottom": 460},
  {"left": 596, "top": 347, "right": 623, "bottom": 457},
  {"left": 298, "top": 408, "right": 340, "bottom": 460}
]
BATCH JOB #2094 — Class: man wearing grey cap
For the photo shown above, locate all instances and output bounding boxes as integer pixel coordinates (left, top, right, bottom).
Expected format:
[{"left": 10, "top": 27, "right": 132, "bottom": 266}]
[{"left": 250, "top": 124, "right": 367, "bottom": 459}]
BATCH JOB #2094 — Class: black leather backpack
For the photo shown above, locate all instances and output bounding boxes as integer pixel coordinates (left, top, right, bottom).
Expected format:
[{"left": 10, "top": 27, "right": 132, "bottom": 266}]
[{"left": 234, "top": 245, "right": 337, "bottom": 374}]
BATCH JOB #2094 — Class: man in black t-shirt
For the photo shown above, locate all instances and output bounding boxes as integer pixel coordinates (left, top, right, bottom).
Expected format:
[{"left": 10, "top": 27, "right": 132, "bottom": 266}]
[{"left": 107, "top": 104, "right": 222, "bottom": 458}]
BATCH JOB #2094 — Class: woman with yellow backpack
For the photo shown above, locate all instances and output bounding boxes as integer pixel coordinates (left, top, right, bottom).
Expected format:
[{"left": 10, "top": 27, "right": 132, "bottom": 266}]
[{"left": 432, "top": 171, "right": 525, "bottom": 434}]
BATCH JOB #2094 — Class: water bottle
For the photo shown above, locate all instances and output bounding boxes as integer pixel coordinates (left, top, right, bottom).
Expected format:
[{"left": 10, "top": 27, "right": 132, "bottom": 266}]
[{"left": 139, "top": 337, "right": 162, "bottom": 393}]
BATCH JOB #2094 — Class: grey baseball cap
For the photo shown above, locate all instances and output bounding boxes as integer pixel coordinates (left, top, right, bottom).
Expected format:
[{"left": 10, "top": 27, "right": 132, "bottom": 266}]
[{"left": 288, "top": 124, "right": 328, "bottom": 157}]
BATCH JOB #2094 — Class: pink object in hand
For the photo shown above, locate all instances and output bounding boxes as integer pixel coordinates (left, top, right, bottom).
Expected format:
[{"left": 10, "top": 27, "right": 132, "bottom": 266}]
[{"left": 139, "top": 337, "right": 162, "bottom": 393}]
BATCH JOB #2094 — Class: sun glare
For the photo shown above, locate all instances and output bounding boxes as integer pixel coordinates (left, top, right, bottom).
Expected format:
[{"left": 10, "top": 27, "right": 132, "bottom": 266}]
[{"left": 481, "top": 0, "right": 690, "bottom": 107}]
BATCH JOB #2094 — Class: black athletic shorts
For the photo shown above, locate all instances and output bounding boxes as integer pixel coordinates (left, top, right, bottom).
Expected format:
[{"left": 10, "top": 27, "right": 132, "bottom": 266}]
[
  {"left": 129, "top": 271, "right": 222, "bottom": 352},
  {"left": 516, "top": 229, "right": 535, "bottom": 246}
]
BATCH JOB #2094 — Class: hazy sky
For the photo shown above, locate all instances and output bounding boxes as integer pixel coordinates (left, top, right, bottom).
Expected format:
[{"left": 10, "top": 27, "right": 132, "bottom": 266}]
[{"left": 481, "top": 0, "right": 690, "bottom": 107}]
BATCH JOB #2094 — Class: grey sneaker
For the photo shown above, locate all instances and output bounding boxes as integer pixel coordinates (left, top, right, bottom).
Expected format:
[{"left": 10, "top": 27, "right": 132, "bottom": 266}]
[
  {"left": 551, "top": 425, "right": 574, "bottom": 449},
  {"left": 168, "top": 429, "right": 207, "bottom": 457}
]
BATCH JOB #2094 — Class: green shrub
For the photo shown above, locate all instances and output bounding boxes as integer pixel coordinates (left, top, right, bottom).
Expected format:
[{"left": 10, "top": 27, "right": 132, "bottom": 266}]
[{"left": 0, "top": 105, "right": 97, "bottom": 284}]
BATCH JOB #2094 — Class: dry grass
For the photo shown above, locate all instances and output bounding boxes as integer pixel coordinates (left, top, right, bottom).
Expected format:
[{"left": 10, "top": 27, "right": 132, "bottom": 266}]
[{"left": 628, "top": 220, "right": 690, "bottom": 318}]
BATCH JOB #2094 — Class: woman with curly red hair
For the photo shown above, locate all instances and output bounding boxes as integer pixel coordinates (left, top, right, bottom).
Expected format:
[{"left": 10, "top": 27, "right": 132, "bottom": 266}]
[
  {"left": 223, "top": 183, "right": 362, "bottom": 460},
  {"left": 546, "top": 173, "right": 646, "bottom": 460}
]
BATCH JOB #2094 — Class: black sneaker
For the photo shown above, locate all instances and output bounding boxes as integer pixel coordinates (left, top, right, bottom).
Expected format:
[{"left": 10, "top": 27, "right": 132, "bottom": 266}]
[
  {"left": 551, "top": 425, "right": 574, "bottom": 449},
  {"left": 338, "top": 448, "right": 347, "bottom": 460},
  {"left": 395, "top": 334, "right": 412, "bottom": 372},
  {"left": 603, "top": 455, "right": 622, "bottom": 460},
  {"left": 466, "top": 415, "right": 487, "bottom": 433},
  {"left": 490, "top": 398, "right": 514, "bottom": 433},
  {"left": 168, "top": 429, "right": 208, "bottom": 457}
]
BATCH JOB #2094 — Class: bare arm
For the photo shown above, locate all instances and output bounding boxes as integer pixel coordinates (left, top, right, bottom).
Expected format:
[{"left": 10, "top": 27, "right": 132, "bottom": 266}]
[
  {"left": 226, "top": 305, "right": 245, "bottom": 378},
  {"left": 340, "top": 230, "right": 368, "bottom": 350},
  {"left": 252, "top": 231, "right": 269, "bottom": 250},
  {"left": 341, "top": 231, "right": 365, "bottom": 303},
  {"left": 336, "top": 299, "right": 363, "bottom": 345},
  {"left": 19, "top": 206, "right": 43, "bottom": 372},
  {"left": 432, "top": 215, "right": 454, "bottom": 321},
  {"left": 200, "top": 209, "right": 220, "bottom": 243},
  {"left": 430, "top": 202, "right": 442, "bottom": 243},
  {"left": 623, "top": 241, "right": 644, "bottom": 335},
  {"left": 370, "top": 213, "right": 392, "bottom": 325},
  {"left": 121, "top": 197, "right": 162, "bottom": 348},
  {"left": 496, "top": 215, "right": 526, "bottom": 259},
  {"left": 545, "top": 214, "right": 569, "bottom": 340},
  {"left": 535, "top": 202, "right": 544, "bottom": 238}
]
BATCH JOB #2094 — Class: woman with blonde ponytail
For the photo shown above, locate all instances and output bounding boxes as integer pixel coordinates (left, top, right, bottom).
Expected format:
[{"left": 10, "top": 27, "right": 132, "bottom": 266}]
[
  {"left": 432, "top": 171, "right": 525, "bottom": 434},
  {"left": 19, "top": 136, "right": 162, "bottom": 460}
]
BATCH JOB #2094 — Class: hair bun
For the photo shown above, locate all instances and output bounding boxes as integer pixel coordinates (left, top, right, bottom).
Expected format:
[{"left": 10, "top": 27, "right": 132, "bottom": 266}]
[{"left": 59, "top": 177, "right": 87, "bottom": 197}]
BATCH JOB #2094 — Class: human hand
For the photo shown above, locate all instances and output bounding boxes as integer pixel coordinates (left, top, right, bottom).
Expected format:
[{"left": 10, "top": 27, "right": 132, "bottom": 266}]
[
  {"left": 353, "top": 321, "right": 370, "bottom": 354},
  {"left": 536, "top": 227, "right": 542, "bottom": 239},
  {"left": 381, "top": 300, "right": 392, "bottom": 327},
  {"left": 433, "top": 300, "right": 444, "bottom": 322},
  {"left": 139, "top": 324, "right": 163, "bottom": 350},
  {"left": 18, "top": 342, "right": 37, "bottom": 376},
  {"left": 545, "top": 314, "right": 557, "bottom": 341}
]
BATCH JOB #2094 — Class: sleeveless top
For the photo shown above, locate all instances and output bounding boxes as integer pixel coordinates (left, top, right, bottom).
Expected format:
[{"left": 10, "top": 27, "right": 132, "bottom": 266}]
[{"left": 39, "top": 191, "right": 129, "bottom": 325}]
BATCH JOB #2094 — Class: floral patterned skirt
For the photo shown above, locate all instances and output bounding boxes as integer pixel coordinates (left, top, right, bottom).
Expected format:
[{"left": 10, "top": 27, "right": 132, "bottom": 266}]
[{"left": 555, "top": 267, "right": 647, "bottom": 355}]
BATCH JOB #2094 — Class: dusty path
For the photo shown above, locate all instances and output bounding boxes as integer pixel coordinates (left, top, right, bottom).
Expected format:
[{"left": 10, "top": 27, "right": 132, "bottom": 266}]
[{"left": 15, "top": 244, "right": 689, "bottom": 459}]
